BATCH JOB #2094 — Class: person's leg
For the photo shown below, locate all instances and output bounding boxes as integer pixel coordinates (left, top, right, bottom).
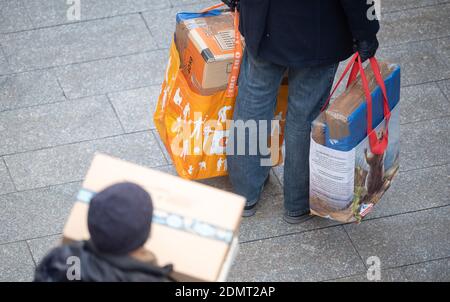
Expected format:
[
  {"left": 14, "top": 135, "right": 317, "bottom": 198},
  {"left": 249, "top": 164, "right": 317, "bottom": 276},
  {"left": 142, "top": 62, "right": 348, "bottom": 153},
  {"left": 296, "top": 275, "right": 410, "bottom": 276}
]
[
  {"left": 283, "top": 63, "right": 338, "bottom": 221},
  {"left": 227, "top": 49, "right": 286, "bottom": 216}
]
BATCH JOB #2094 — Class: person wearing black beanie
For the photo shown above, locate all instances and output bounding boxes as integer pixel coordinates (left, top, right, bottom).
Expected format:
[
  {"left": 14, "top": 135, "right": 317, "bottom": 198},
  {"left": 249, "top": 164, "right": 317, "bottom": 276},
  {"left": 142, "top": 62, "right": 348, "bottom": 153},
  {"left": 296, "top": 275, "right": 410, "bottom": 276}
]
[{"left": 34, "top": 182, "right": 173, "bottom": 282}]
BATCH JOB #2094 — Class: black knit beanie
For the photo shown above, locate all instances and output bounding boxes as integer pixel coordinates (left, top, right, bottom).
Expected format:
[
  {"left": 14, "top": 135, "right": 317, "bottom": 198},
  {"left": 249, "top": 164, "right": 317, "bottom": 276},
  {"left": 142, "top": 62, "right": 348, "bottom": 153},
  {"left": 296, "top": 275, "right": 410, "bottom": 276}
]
[{"left": 87, "top": 182, "right": 153, "bottom": 255}]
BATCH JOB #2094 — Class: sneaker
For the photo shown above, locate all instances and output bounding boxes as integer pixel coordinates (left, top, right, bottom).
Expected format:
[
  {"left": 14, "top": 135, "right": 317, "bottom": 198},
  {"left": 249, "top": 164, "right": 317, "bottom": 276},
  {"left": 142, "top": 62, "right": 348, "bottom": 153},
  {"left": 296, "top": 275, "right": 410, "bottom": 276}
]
[
  {"left": 242, "top": 175, "right": 271, "bottom": 218},
  {"left": 283, "top": 211, "right": 313, "bottom": 224}
]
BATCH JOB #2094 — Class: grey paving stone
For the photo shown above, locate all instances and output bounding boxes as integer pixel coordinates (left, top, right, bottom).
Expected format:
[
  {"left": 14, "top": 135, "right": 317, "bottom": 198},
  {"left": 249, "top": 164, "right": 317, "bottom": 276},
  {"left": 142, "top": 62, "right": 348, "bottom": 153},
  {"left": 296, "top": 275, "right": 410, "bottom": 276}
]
[
  {"left": 56, "top": 50, "right": 167, "bottom": 99},
  {"left": 400, "top": 83, "right": 450, "bottom": 124},
  {"left": 153, "top": 164, "right": 178, "bottom": 176},
  {"left": 197, "top": 169, "right": 282, "bottom": 197},
  {"left": 151, "top": 129, "right": 173, "bottom": 164},
  {"left": 0, "top": 48, "right": 9, "bottom": 75},
  {"left": 377, "top": 40, "right": 450, "bottom": 86},
  {"left": 0, "top": 0, "right": 34, "bottom": 33},
  {"left": 436, "top": 36, "right": 450, "bottom": 67},
  {"left": 332, "top": 269, "right": 407, "bottom": 282},
  {"left": 400, "top": 257, "right": 450, "bottom": 281},
  {"left": 108, "top": 85, "right": 161, "bottom": 132},
  {"left": 1, "top": 14, "right": 156, "bottom": 73},
  {"left": 367, "top": 165, "right": 450, "bottom": 219},
  {"left": 380, "top": 4, "right": 450, "bottom": 46},
  {"left": 170, "top": 0, "right": 216, "bottom": 7},
  {"left": 27, "top": 234, "right": 62, "bottom": 265},
  {"left": 0, "top": 158, "right": 15, "bottom": 194},
  {"left": 24, "top": 0, "right": 171, "bottom": 28},
  {"left": 400, "top": 117, "right": 450, "bottom": 171},
  {"left": 143, "top": 0, "right": 216, "bottom": 48},
  {"left": 332, "top": 257, "right": 450, "bottom": 281},
  {"left": 0, "top": 96, "right": 123, "bottom": 155},
  {"left": 228, "top": 226, "right": 366, "bottom": 282},
  {"left": 0, "top": 182, "right": 80, "bottom": 244},
  {"left": 4, "top": 131, "right": 167, "bottom": 191},
  {"left": 344, "top": 207, "right": 450, "bottom": 269},
  {"left": 237, "top": 193, "right": 342, "bottom": 243},
  {"left": 382, "top": 0, "right": 449, "bottom": 13},
  {"left": 0, "top": 70, "right": 65, "bottom": 112},
  {"left": 0, "top": 242, "right": 35, "bottom": 282},
  {"left": 438, "top": 79, "right": 450, "bottom": 101}
]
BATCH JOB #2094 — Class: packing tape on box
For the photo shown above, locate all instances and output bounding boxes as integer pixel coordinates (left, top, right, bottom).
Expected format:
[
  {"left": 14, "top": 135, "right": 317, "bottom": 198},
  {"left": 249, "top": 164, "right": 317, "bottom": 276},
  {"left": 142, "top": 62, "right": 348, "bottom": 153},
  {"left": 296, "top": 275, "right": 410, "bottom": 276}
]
[{"left": 77, "top": 188, "right": 234, "bottom": 244}]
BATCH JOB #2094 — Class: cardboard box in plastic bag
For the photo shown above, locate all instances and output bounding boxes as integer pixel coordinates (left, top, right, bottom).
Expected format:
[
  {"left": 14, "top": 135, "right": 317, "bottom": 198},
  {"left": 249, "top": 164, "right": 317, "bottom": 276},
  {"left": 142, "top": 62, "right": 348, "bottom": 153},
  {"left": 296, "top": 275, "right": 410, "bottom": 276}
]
[{"left": 310, "top": 55, "right": 401, "bottom": 223}]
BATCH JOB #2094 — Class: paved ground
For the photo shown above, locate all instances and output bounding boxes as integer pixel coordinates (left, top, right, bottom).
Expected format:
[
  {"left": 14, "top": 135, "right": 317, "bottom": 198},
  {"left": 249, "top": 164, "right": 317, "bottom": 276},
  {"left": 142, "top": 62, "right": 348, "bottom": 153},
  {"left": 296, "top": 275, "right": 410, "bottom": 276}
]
[{"left": 0, "top": 0, "right": 449, "bottom": 282}]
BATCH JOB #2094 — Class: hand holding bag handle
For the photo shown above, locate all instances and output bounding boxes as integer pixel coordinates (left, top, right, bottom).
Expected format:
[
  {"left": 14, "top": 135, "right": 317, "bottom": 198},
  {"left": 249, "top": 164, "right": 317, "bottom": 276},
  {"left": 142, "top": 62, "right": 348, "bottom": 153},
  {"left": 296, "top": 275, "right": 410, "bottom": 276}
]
[
  {"left": 321, "top": 53, "right": 391, "bottom": 155},
  {"left": 201, "top": 3, "right": 242, "bottom": 98}
]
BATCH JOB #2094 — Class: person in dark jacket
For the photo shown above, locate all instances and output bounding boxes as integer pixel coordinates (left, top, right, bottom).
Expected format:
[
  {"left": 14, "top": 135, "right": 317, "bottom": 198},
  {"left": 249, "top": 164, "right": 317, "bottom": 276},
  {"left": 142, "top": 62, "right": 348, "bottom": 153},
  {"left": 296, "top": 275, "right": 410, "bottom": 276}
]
[
  {"left": 224, "top": 0, "right": 380, "bottom": 223},
  {"left": 34, "top": 182, "right": 173, "bottom": 282}
]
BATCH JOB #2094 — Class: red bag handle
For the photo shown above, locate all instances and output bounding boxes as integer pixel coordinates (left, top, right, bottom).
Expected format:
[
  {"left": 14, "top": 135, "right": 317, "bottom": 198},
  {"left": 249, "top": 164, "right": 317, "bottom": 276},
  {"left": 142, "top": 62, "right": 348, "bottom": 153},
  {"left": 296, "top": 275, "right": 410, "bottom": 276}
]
[
  {"left": 321, "top": 54, "right": 391, "bottom": 155},
  {"left": 201, "top": 3, "right": 242, "bottom": 98}
]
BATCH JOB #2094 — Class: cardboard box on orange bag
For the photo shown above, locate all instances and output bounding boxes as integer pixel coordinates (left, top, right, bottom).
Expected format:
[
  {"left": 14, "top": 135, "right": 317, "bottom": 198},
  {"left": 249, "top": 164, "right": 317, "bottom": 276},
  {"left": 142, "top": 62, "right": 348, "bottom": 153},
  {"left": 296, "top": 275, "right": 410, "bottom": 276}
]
[
  {"left": 310, "top": 57, "right": 401, "bottom": 223},
  {"left": 175, "top": 9, "right": 240, "bottom": 95},
  {"left": 63, "top": 153, "right": 245, "bottom": 282}
]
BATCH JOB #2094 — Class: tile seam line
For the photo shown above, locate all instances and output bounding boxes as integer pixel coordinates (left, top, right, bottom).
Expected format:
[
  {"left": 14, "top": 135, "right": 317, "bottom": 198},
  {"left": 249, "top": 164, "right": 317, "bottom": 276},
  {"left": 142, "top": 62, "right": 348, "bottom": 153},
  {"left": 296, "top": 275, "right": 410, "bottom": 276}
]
[
  {"left": 1, "top": 156, "right": 18, "bottom": 192},
  {"left": 0, "top": 47, "right": 169, "bottom": 77},
  {"left": 238, "top": 204, "right": 450, "bottom": 245},
  {"left": 321, "top": 255, "right": 450, "bottom": 282},
  {"left": 382, "top": 1, "right": 450, "bottom": 15},
  {"left": 342, "top": 225, "right": 368, "bottom": 270},
  {"left": 0, "top": 129, "right": 151, "bottom": 158},
  {"left": 25, "top": 241, "right": 37, "bottom": 268},
  {"left": 0, "top": 162, "right": 174, "bottom": 198},
  {"left": 0, "top": 83, "right": 164, "bottom": 115},
  {"left": 1, "top": 205, "right": 449, "bottom": 249},
  {"left": 105, "top": 94, "right": 127, "bottom": 133},
  {"left": 0, "top": 7, "right": 173, "bottom": 36}
]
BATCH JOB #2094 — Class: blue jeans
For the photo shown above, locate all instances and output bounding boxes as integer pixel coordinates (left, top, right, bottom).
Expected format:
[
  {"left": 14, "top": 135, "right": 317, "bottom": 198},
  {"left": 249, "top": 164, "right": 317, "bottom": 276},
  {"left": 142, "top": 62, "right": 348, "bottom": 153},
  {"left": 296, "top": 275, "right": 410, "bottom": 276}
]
[{"left": 227, "top": 50, "right": 338, "bottom": 216}]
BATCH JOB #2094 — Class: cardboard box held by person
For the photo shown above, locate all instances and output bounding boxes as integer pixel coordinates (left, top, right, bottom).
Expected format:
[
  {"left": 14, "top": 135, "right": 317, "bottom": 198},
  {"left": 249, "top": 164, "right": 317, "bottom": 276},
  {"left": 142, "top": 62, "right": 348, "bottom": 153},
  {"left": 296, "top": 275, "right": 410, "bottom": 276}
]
[
  {"left": 63, "top": 153, "right": 245, "bottom": 281},
  {"left": 175, "top": 9, "right": 241, "bottom": 95}
]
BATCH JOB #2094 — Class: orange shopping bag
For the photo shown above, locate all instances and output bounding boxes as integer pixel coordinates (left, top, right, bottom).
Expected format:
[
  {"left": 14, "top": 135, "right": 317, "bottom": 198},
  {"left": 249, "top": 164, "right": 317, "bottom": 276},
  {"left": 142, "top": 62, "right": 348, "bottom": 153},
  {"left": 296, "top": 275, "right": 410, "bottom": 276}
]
[{"left": 154, "top": 3, "right": 288, "bottom": 180}]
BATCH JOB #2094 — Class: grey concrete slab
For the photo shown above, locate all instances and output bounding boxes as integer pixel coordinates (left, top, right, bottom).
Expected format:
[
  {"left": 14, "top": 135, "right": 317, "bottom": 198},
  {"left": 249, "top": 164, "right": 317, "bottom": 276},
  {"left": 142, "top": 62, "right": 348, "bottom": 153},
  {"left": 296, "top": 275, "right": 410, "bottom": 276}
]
[
  {"left": 24, "top": 0, "right": 171, "bottom": 28},
  {"left": 438, "top": 79, "right": 450, "bottom": 101},
  {"left": 170, "top": 0, "right": 216, "bottom": 7},
  {"left": 400, "top": 257, "right": 450, "bottom": 281},
  {"left": 0, "top": 242, "right": 35, "bottom": 282},
  {"left": 108, "top": 85, "right": 161, "bottom": 132},
  {"left": 0, "top": 70, "right": 65, "bottom": 112},
  {"left": 0, "top": 158, "right": 15, "bottom": 194},
  {"left": 56, "top": 50, "right": 167, "bottom": 99},
  {"left": 436, "top": 36, "right": 450, "bottom": 67},
  {"left": 377, "top": 40, "right": 450, "bottom": 86},
  {"left": 143, "top": 0, "right": 216, "bottom": 49},
  {"left": 0, "top": 48, "right": 9, "bottom": 75},
  {"left": 151, "top": 129, "right": 173, "bottom": 164},
  {"left": 197, "top": 169, "right": 282, "bottom": 197},
  {"left": 379, "top": 4, "right": 450, "bottom": 47},
  {"left": 1, "top": 14, "right": 157, "bottom": 73},
  {"left": 0, "top": 182, "right": 80, "bottom": 244},
  {"left": 27, "top": 234, "right": 62, "bottom": 265},
  {"left": 238, "top": 193, "right": 342, "bottom": 243},
  {"left": 228, "top": 226, "right": 366, "bottom": 282},
  {"left": 366, "top": 165, "right": 450, "bottom": 219},
  {"left": 4, "top": 131, "right": 167, "bottom": 191},
  {"left": 0, "top": 0, "right": 34, "bottom": 34},
  {"left": 0, "top": 96, "right": 123, "bottom": 155},
  {"left": 382, "top": 0, "right": 449, "bottom": 13},
  {"left": 400, "top": 117, "right": 450, "bottom": 171},
  {"left": 345, "top": 207, "right": 450, "bottom": 269},
  {"left": 333, "top": 257, "right": 450, "bottom": 282},
  {"left": 153, "top": 165, "right": 178, "bottom": 176},
  {"left": 400, "top": 83, "right": 450, "bottom": 124}
]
